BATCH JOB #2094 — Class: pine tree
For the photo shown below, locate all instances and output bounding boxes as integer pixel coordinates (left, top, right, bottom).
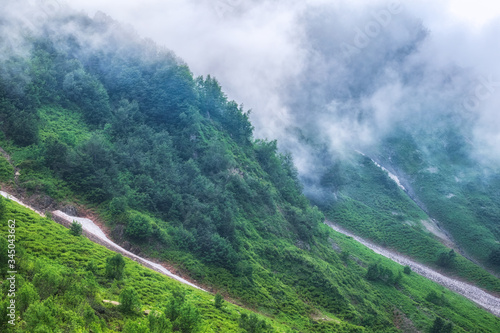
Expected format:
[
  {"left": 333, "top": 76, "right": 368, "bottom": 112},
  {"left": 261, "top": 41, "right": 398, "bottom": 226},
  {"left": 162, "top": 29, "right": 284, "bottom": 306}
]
[{"left": 70, "top": 220, "right": 82, "bottom": 236}]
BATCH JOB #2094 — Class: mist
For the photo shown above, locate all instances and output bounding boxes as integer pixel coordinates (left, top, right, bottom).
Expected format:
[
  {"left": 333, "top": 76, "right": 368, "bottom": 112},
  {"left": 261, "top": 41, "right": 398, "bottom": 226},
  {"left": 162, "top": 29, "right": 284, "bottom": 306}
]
[{"left": 3, "top": 0, "right": 500, "bottom": 190}]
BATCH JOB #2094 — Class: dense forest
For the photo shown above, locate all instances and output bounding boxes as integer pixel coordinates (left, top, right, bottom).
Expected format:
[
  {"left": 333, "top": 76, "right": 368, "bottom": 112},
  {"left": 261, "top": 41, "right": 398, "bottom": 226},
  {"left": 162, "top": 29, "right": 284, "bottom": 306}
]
[
  {"left": 0, "top": 8, "right": 499, "bottom": 333},
  {"left": 0, "top": 22, "right": 319, "bottom": 273}
]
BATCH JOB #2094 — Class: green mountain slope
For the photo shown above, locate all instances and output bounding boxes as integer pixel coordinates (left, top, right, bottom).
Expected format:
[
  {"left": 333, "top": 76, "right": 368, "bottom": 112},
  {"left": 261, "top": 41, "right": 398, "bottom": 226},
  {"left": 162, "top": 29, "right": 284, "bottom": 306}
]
[
  {"left": 2, "top": 187, "right": 499, "bottom": 332},
  {"left": 0, "top": 8, "right": 499, "bottom": 333},
  {"left": 0, "top": 197, "right": 288, "bottom": 332},
  {"left": 378, "top": 131, "right": 500, "bottom": 268},
  {"left": 316, "top": 149, "right": 500, "bottom": 292}
]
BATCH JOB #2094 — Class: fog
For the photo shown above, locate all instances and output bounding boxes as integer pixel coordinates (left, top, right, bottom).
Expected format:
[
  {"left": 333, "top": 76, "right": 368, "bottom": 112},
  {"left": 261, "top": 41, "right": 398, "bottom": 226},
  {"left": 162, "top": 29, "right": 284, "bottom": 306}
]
[{"left": 3, "top": 0, "right": 500, "bottom": 182}]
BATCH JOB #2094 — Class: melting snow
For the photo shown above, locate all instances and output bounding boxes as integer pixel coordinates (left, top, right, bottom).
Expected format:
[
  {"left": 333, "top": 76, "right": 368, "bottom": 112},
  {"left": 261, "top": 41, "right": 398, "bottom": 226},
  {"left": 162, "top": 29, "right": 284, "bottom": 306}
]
[{"left": 355, "top": 151, "right": 406, "bottom": 191}]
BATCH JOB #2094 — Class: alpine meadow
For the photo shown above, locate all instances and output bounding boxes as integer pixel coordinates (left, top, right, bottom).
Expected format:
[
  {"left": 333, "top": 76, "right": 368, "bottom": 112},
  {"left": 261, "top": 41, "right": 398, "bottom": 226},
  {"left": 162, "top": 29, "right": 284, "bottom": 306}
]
[{"left": 1, "top": 1, "right": 500, "bottom": 332}]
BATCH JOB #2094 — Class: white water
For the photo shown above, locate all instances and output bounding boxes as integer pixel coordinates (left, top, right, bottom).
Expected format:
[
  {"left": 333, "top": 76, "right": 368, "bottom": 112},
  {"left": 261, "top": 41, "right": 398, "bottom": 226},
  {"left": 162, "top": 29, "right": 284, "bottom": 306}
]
[{"left": 325, "top": 221, "right": 500, "bottom": 317}]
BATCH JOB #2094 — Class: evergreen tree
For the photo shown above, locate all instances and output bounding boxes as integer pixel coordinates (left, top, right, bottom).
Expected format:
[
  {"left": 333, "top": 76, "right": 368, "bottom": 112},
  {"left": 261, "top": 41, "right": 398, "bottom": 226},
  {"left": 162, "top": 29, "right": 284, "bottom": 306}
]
[
  {"left": 214, "top": 293, "right": 224, "bottom": 309},
  {"left": 366, "top": 264, "right": 380, "bottom": 281},
  {"left": 70, "top": 220, "right": 82, "bottom": 236},
  {"left": 488, "top": 248, "right": 500, "bottom": 267},
  {"left": 437, "top": 250, "right": 456, "bottom": 268},
  {"left": 106, "top": 254, "right": 125, "bottom": 280}
]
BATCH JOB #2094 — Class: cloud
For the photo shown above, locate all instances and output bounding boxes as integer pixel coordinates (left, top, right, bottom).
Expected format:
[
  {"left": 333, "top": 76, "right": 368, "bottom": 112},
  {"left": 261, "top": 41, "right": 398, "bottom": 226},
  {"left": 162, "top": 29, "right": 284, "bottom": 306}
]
[{"left": 3, "top": 0, "right": 500, "bottom": 175}]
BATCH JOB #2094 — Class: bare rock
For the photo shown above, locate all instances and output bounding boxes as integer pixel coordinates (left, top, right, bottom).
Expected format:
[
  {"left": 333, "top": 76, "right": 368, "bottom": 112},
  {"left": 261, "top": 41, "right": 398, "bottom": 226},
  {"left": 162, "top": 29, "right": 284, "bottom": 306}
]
[
  {"left": 111, "top": 224, "right": 126, "bottom": 240},
  {"left": 62, "top": 205, "right": 78, "bottom": 216},
  {"left": 122, "top": 241, "right": 132, "bottom": 251},
  {"left": 39, "top": 195, "right": 54, "bottom": 209}
]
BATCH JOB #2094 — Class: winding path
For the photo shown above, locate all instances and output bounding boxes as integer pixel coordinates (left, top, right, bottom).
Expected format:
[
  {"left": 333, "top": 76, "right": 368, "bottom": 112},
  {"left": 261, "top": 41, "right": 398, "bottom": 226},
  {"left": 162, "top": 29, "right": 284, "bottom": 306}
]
[{"left": 325, "top": 221, "right": 500, "bottom": 317}]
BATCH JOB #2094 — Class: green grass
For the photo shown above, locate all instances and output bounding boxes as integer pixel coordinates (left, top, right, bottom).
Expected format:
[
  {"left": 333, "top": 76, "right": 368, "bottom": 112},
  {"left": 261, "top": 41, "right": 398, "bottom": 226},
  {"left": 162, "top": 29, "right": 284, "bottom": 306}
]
[
  {"left": 0, "top": 34, "right": 498, "bottom": 332},
  {"left": 2, "top": 197, "right": 499, "bottom": 332},
  {"left": 38, "top": 105, "right": 92, "bottom": 146},
  {"left": 0, "top": 106, "right": 81, "bottom": 201},
  {"left": 379, "top": 131, "right": 500, "bottom": 273},
  {"left": 327, "top": 224, "right": 500, "bottom": 333},
  {"left": 324, "top": 152, "right": 500, "bottom": 293},
  {"left": 0, "top": 198, "right": 294, "bottom": 332}
]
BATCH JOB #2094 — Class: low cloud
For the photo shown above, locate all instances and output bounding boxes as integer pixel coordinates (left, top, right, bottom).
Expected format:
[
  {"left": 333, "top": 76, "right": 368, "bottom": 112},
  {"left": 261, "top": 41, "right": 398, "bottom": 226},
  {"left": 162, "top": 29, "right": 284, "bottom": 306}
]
[{"left": 4, "top": 0, "right": 500, "bottom": 176}]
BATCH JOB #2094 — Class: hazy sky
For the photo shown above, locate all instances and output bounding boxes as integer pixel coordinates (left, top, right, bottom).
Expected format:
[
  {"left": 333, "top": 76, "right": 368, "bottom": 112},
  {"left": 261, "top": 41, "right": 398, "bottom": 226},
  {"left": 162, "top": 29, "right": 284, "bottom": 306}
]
[
  {"left": 14, "top": 0, "right": 498, "bottom": 172},
  {"left": 60, "top": 0, "right": 500, "bottom": 167}
]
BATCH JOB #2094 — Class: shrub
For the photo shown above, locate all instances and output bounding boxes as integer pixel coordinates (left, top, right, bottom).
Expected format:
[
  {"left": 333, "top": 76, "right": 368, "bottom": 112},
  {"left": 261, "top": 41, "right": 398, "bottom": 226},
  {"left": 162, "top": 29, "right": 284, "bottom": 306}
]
[
  {"left": 18, "top": 283, "right": 40, "bottom": 313},
  {"left": 119, "top": 287, "right": 141, "bottom": 315},
  {"left": 214, "top": 293, "right": 224, "bottom": 309},
  {"left": 0, "top": 236, "right": 8, "bottom": 278},
  {"left": 148, "top": 311, "right": 173, "bottom": 333},
  {"left": 86, "top": 260, "right": 98, "bottom": 274},
  {"left": 437, "top": 250, "right": 456, "bottom": 268},
  {"left": 70, "top": 220, "right": 82, "bottom": 236},
  {"left": 24, "top": 298, "right": 58, "bottom": 332},
  {"left": 33, "top": 266, "right": 62, "bottom": 299},
  {"left": 176, "top": 303, "right": 200, "bottom": 333},
  {"left": 426, "top": 291, "right": 448, "bottom": 306},
  {"left": 239, "top": 313, "right": 273, "bottom": 333},
  {"left": 366, "top": 263, "right": 397, "bottom": 285},
  {"left": 163, "top": 288, "right": 200, "bottom": 333},
  {"left": 109, "top": 197, "right": 128, "bottom": 217},
  {"left": 123, "top": 319, "right": 150, "bottom": 333},
  {"left": 83, "top": 304, "right": 98, "bottom": 328},
  {"left": 403, "top": 266, "right": 412, "bottom": 275},
  {"left": 430, "top": 317, "right": 453, "bottom": 333},
  {"left": 366, "top": 264, "right": 380, "bottom": 281},
  {"left": 0, "top": 196, "right": 6, "bottom": 219},
  {"left": 0, "top": 157, "right": 14, "bottom": 182},
  {"left": 487, "top": 248, "right": 500, "bottom": 267},
  {"left": 340, "top": 250, "right": 350, "bottom": 262},
  {"left": 126, "top": 212, "right": 153, "bottom": 240},
  {"left": 8, "top": 109, "right": 40, "bottom": 146},
  {"left": 106, "top": 254, "right": 125, "bottom": 280}
]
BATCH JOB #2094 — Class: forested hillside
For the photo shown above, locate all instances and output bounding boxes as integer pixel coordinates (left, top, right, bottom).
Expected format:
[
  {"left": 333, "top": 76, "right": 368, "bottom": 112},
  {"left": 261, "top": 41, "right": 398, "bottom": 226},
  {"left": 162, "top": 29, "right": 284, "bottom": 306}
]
[
  {"left": 0, "top": 197, "right": 286, "bottom": 332},
  {"left": 0, "top": 7, "right": 499, "bottom": 332}
]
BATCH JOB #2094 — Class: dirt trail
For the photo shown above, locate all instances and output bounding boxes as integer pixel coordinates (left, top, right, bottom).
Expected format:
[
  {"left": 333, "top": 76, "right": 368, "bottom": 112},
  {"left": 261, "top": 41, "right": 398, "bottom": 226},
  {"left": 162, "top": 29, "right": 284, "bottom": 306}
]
[
  {"left": 0, "top": 191, "right": 204, "bottom": 291},
  {"left": 325, "top": 221, "right": 500, "bottom": 317}
]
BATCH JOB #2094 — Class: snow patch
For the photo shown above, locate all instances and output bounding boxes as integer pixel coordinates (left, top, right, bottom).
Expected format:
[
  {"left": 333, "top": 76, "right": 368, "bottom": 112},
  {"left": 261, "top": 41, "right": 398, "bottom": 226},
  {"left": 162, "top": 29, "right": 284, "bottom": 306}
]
[
  {"left": 325, "top": 220, "right": 500, "bottom": 317},
  {"left": 427, "top": 167, "right": 439, "bottom": 174},
  {"left": 355, "top": 151, "right": 406, "bottom": 191},
  {"left": 372, "top": 160, "right": 406, "bottom": 191},
  {"left": 52, "top": 210, "right": 205, "bottom": 291}
]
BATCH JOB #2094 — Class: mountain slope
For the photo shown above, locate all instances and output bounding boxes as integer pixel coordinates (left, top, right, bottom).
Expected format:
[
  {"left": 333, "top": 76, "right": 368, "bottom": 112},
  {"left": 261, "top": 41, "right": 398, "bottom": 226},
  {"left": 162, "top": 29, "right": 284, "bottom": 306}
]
[
  {"left": 0, "top": 196, "right": 288, "bottom": 332},
  {"left": 0, "top": 6, "right": 499, "bottom": 333},
  {"left": 315, "top": 148, "right": 500, "bottom": 292}
]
